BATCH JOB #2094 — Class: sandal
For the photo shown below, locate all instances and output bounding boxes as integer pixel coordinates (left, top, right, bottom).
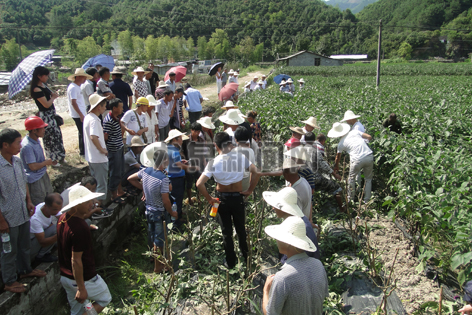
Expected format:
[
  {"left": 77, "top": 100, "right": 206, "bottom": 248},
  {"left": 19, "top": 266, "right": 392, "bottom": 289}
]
[
  {"left": 20, "top": 269, "right": 46, "bottom": 279},
  {"left": 4, "top": 282, "right": 26, "bottom": 293},
  {"left": 111, "top": 196, "right": 127, "bottom": 204}
]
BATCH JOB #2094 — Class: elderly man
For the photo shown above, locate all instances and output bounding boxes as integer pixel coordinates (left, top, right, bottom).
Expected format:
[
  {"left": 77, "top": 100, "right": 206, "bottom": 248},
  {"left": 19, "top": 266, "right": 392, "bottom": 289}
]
[
  {"left": 144, "top": 95, "right": 159, "bottom": 142},
  {"left": 249, "top": 76, "right": 258, "bottom": 90},
  {"left": 184, "top": 83, "right": 204, "bottom": 124},
  {"left": 110, "top": 67, "right": 133, "bottom": 112},
  {"left": 132, "top": 67, "right": 150, "bottom": 100},
  {"left": 341, "top": 110, "right": 365, "bottom": 132},
  {"left": 156, "top": 90, "right": 175, "bottom": 141},
  {"left": 155, "top": 81, "right": 168, "bottom": 100},
  {"left": 0, "top": 128, "right": 46, "bottom": 294},
  {"left": 30, "top": 193, "right": 62, "bottom": 262},
  {"left": 122, "top": 136, "right": 146, "bottom": 190},
  {"left": 383, "top": 113, "right": 402, "bottom": 134},
  {"left": 262, "top": 216, "right": 328, "bottom": 315},
  {"left": 57, "top": 185, "right": 112, "bottom": 315},
  {"left": 329, "top": 122, "right": 373, "bottom": 203},
  {"left": 165, "top": 72, "right": 176, "bottom": 92},
  {"left": 121, "top": 97, "right": 149, "bottom": 145}
]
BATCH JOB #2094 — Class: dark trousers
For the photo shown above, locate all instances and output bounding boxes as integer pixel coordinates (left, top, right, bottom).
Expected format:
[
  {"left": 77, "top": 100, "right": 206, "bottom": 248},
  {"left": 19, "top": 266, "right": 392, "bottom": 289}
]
[
  {"left": 108, "top": 147, "right": 124, "bottom": 192},
  {"left": 73, "top": 118, "right": 85, "bottom": 156},
  {"left": 121, "top": 167, "right": 139, "bottom": 189},
  {"left": 169, "top": 176, "right": 185, "bottom": 226},
  {"left": 1, "top": 221, "right": 33, "bottom": 285},
  {"left": 188, "top": 111, "right": 202, "bottom": 124},
  {"left": 216, "top": 193, "right": 248, "bottom": 269}
]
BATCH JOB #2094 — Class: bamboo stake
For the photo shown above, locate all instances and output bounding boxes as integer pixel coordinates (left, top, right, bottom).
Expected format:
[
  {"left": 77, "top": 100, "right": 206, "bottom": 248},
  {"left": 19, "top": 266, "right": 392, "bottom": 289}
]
[
  {"left": 226, "top": 270, "right": 230, "bottom": 312},
  {"left": 438, "top": 286, "right": 443, "bottom": 314}
]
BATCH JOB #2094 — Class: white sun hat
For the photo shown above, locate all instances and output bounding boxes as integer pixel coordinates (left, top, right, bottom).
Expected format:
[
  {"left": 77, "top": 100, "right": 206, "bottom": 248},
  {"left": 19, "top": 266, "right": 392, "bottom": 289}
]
[
  {"left": 218, "top": 109, "right": 245, "bottom": 125},
  {"left": 61, "top": 186, "right": 104, "bottom": 213},
  {"left": 132, "top": 67, "right": 150, "bottom": 76},
  {"left": 88, "top": 94, "right": 108, "bottom": 112},
  {"left": 234, "top": 72, "right": 239, "bottom": 76},
  {"left": 244, "top": 81, "right": 251, "bottom": 87},
  {"left": 279, "top": 80, "right": 287, "bottom": 85},
  {"left": 264, "top": 216, "right": 317, "bottom": 252},
  {"left": 327, "top": 122, "right": 351, "bottom": 138},
  {"left": 164, "top": 129, "right": 189, "bottom": 143},
  {"left": 141, "top": 142, "right": 167, "bottom": 167},
  {"left": 254, "top": 76, "right": 259, "bottom": 79},
  {"left": 263, "top": 187, "right": 304, "bottom": 218},
  {"left": 286, "top": 78, "right": 293, "bottom": 83},
  {"left": 221, "top": 101, "right": 238, "bottom": 110},
  {"left": 235, "top": 109, "right": 247, "bottom": 119},
  {"left": 146, "top": 95, "right": 159, "bottom": 106},
  {"left": 284, "top": 146, "right": 311, "bottom": 162},
  {"left": 301, "top": 117, "right": 320, "bottom": 129},
  {"left": 157, "top": 81, "right": 168, "bottom": 89},
  {"left": 257, "top": 81, "right": 263, "bottom": 85},
  {"left": 298, "top": 78, "right": 305, "bottom": 83},
  {"left": 197, "top": 116, "right": 216, "bottom": 129},
  {"left": 68, "top": 68, "right": 93, "bottom": 81},
  {"left": 341, "top": 110, "right": 361, "bottom": 122}
]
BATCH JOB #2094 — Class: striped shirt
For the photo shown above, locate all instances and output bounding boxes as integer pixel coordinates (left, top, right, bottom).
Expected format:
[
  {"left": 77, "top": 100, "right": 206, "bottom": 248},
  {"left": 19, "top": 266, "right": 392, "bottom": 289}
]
[
  {"left": 103, "top": 112, "right": 124, "bottom": 152},
  {"left": 298, "top": 166, "right": 316, "bottom": 190},
  {"left": 138, "top": 168, "right": 169, "bottom": 213}
]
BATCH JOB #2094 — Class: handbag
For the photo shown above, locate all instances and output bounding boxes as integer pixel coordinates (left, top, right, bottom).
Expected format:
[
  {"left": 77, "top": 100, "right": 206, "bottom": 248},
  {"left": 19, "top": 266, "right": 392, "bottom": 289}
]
[
  {"left": 133, "top": 110, "right": 148, "bottom": 143},
  {"left": 54, "top": 114, "right": 64, "bottom": 126}
]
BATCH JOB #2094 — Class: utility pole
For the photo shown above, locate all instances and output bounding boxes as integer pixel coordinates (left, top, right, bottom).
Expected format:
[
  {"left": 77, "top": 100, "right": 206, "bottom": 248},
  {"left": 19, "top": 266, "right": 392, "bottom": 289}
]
[
  {"left": 16, "top": 28, "right": 22, "bottom": 61},
  {"left": 376, "top": 20, "right": 382, "bottom": 87}
]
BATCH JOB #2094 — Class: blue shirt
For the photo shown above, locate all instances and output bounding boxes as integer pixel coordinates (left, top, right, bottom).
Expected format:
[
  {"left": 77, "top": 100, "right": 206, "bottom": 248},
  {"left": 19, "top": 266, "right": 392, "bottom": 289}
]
[
  {"left": 184, "top": 87, "right": 203, "bottom": 112},
  {"left": 20, "top": 136, "right": 47, "bottom": 184},
  {"left": 138, "top": 167, "right": 169, "bottom": 213},
  {"left": 281, "top": 216, "right": 320, "bottom": 264},
  {"left": 167, "top": 144, "right": 185, "bottom": 178},
  {"left": 109, "top": 78, "right": 133, "bottom": 112}
]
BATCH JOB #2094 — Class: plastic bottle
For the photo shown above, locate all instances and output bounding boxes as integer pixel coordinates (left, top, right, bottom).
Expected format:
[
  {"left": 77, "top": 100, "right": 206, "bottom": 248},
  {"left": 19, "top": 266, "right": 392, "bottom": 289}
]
[
  {"left": 210, "top": 198, "right": 220, "bottom": 217},
  {"left": 171, "top": 203, "right": 177, "bottom": 222},
  {"left": 84, "top": 300, "right": 98, "bottom": 315},
  {"left": 1, "top": 233, "right": 11, "bottom": 254}
]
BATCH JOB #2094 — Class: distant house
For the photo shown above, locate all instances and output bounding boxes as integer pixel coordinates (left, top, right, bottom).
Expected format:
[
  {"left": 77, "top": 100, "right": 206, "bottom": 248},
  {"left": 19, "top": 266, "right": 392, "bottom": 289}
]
[
  {"left": 277, "top": 51, "right": 343, "bottom": 67},
  {"left": 330, "top": 54, "right": 368, "bottom": 61}
]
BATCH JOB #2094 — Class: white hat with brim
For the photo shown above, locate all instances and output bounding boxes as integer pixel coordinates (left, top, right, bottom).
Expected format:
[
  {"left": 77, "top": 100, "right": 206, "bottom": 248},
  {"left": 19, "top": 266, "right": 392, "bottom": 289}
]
[
  {"left": 234, "top": 73, "right": 239, "bottom": 76},
  {"left": 132, "top": 67, "right": 150, "bottom": 76},
  {"left": 235, "top": 109, "right": 247, "bottom": 118},
  {"left": 146, "top": 95, "right": 158, "bottom": 106},
  {"left": 284, "top": 146, "right": 311, "bottom": 162},
  {"left": 219, "top": 109, "right": 245, "bottom": 125},
  {"left": 157, "top": 81, "right": 168, "bottom": 89},
  {"left": 328, "top": 122, "right": 351, "bottom": 138},
  {"left": 140, "top": 142, "right": 168, "bottom": 167},
  {"left": 228, "top": 70, "right": 235, "bottom": 75},
  {"left": 88, "top": 94, "right": 108, "bottom": 112},
  {"left": 263, "top": 187, "right": 304, "bottom": 218},
  {"left": 244, "top": 81, "right": 251, "bottom": 87},
  {"left": 165, "top": 129, "right": 189, "bottom": 143},
  {"left": 257, "top": 81, "right": 263, "bottom": 85},
  {"left": 61, "top": 186, "right": 104, "bottom": 213},
  {"left": 301, "top": 117, "right": 320, "bottom": 129},
  {"left": 287, "top": 78, "right": 293, "bottom": 83},
  {"left": 264, "top": 216, "right": 317, "bottom": 252},
  {"left": 289, "top": 126, "right": 305, "bottom": 135},
  {"left": 68, "top": 68, "right": 93, "bottom": 81},
  {"left": 279, "top": 81, "right": 287, "bottom": 85},
  {"left": 197, "top": 116, "right": 216, "bottom": 129},
  {"left": 221, "top": 101, "right": 238, "bottom": 110},
  {"left": 341, "top": 110, "right": 361, "bottom": 122},
  {"left": 298, "top": 78, "right": 305, "bottom": 83}
]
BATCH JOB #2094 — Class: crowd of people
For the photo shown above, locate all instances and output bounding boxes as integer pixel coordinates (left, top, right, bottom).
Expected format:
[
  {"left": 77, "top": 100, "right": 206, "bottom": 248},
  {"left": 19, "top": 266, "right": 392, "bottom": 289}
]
[{"left": 0, "top": 63, "right": 414, "bottom": 315}]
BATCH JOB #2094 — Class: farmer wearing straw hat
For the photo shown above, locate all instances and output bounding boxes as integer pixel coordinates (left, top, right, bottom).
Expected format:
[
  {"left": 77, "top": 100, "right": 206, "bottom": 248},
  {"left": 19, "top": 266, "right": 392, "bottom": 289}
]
[
  {"left": 132, "top": 67, "right": 150, "bottom": 100},
  {"left": 121, "top": 97, "right": 149, "bottom": 145},
  {"left": 228, "top": 70, "right": 236, "bottom": 84},
  {"left": 57, "top": 186, "right": 112, "bottom": 315},
  {"left": 263, "top": 187, "right": 320, "bottom": 262},
  {"left": 279, "top": 80, "right": 290, "bottom": 93},
  {"left": 262, "top": 216, "right": 328, "bottom": 315},
  {"left": 196, "top": 132, "right": 260, "bottom": 269},
  {"left": 300, "top": 117, "right": 320, "bottom": 144},
  {"left": 329, "top": 122, "right": 373, "bottom": 203},
  {"left": 341, "top": 110, "right": 365, "bottom": 133},
  {"left": 144, "top": 95, "right": 159, "bottom": 143},
  {"left": 110, "top": 67, "right": 133, "bottom": 112},
  {"left": 254, "top": 81, "right": 263, "bottom": 91},
  {"left": 155, "top": 81, "right": 168, "bottom": 101},
  {"left": 261, "top": 74, "right": 267, "bottom": 89},
  {"left": 286, "top": 78, "right": 295, "bottom": 93},
  {"left": 122, "top": 136, "right": 146, "bottom": 191},
  {"left": 68, "top": 68, "right": 93, "bottom": 157},
  {"left": 84, "top": 94, "right": 109, "bottom": 202},
  {"left": 244, "top": 81, "right": 252, "bottom": 93},
  {"left": 218, "top": 109, "right": 245, "bottom": 146},
  {"left": 282, "top": 158, "right": 313, "bottom": 223},
  {"left": 298, "top": 78, "right": 305, "bottom": 90},
  {"left": 197, "top": 116, "right": 216, "bottom": 157},
  {"left": 250, "top": 76, "right": 259, "bottom": 90}
]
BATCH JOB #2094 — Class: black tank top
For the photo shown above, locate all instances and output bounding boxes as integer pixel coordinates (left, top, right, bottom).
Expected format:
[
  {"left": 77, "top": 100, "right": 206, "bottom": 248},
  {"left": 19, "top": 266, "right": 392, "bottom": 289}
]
[{"left": 32, "top": 85, "right": 55, "bottom": 112}]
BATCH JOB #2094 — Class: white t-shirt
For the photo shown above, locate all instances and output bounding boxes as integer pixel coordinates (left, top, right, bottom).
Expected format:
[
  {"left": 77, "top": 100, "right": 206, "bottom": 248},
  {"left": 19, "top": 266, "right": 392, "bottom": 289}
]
[
  {"left": 352, "top": 121, "right": 365, "bottom": 133},
  {"left": 249, "top": 81, "right": 257, "bottom": 90},
  {"left": 165, "top": 80, "right": 176, "bottom": 92},
  {"left": 337, "top": 130, "right": 372, "bottom": 162},
  {"left": 121, "top": 110, "right": 148, "bottom": 145},
  {"left": 233, "top": 147, "right": 255, "bottom": 191},
  {"left": 84, "top": 113, "right": 108, "bottom": 163},
  {"left": 30, "top": 203, "right": 54, "bottom": 237},
  {"left": 144, "top": 111, "right": 158, "bottom": 144},
  {"left": 202, "top": 151, "right": 251, "bottom": 186},
  {"left": 67, "top": 82, "right": 86, "bottom": 118},
  {"left": 261, "top": 80, "right": 267, "bottom": 89}
]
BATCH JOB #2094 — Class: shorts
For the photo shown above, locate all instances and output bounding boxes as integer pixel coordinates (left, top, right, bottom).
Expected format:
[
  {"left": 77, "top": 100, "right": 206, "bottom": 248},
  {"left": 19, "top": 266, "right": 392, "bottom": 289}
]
[
  {"left": 60, "top": 275, "right": 112, "bottom": 315},
  {"left": 314, "top": 174, "right": 342, "bottom": 196},
  {"left": 147, "top": 211, "right": 170, "bottom": 248}
]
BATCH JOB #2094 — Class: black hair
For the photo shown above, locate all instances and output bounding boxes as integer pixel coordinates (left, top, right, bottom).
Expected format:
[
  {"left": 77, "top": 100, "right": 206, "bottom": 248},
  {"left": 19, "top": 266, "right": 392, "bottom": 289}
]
[
  {"left": 164, "top": 89, "right": 174, "bottom": 96},
  {"left": 30, "top": 66, "right": 50, "bottom": 97},
  {"left": 153, "top": 149, "right": 168, "bottom": 168},
  {"left": 112, "top": 73, "right": 123, "bottom": 79},
  {"left": 214, "top": 132, "right": 231, "bottom": 150},
  {"left": 191, "top": 122, "right": 202, "bottom": 131},
  {"left": 175, "top": 87, "right": 184, "bottom": 94},
  {"left": 305, "top": 132, "right": 316, "bottom": 142},
  {"left": 44, "top": 193, "right": 63, "bottom": 207},
  {"left": 234, "top": 126, "right": 251, "bottom": 142},
  {"left": 202, "top": 106, "right": 215, "bottom": 116},
  {"left": 390, "top": 113, "right": 397, "bottom": 119},
  {"left": 85, "top": 67, "right": 97, "bottom": 77},
  {"left": 98, "top": 67, "right": 110, "bottom": 77},
  {"left": 184, "top": 83, "right": 192, "bottom": 89},
  {"left": 81, "top": 176, "right": 97, "bottom": 187},
  {"left": 145, "top": 68, "right": 152, "bottom": 72},
  {"left": 95, "top": 64, "right": 102, "bottom": 68},
  {"left": 0, "top": 129, "right": 21, "bottom": 149},
  {"left": 109, "top": 98, "right": 123, "bottom": 110},
  {"left": 246, "top": 110, "right": 258, "bottom": 119},
  {"left": 316, "top": 134, "right": 327, "bottom": 142}
]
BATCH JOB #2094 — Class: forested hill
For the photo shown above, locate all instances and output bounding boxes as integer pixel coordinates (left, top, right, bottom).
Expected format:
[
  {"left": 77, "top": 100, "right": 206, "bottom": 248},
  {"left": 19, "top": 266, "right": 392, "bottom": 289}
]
[{"left": 325, "top": 0, "right": 379, "bottom": 14}]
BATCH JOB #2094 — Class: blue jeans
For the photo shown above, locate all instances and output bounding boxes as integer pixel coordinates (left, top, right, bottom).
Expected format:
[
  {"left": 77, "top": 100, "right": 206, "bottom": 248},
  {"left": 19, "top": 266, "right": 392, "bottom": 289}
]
[
  {"left": 169, "top": 176, "right": 185, "bottom": 226},
  {"left": 108, "top": 147, "right": 124, "bottom": 192},
  {"left": 146, "top": 211, "right": 169, "bottom": 247}
]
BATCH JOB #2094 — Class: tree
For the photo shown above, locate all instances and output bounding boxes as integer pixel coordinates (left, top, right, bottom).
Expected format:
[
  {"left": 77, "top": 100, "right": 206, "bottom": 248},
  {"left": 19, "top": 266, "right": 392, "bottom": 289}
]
[
  {"left": 74, "top": 36, "right": 101, "bottom": 64},
  {"left": 145, "top": 35, "right": 159, "bottom": 61},
  {"left": 0, "top": 38, "right": 20, "bottom": 71},
  {"left": 197, "top": 36, "right": 208, "bottom": 59},
  {"left": 186, "top": 37, "right": 195, "bottom": 59},
  {"left": 118, "top": 30, "right": 133, "bottom": 58},
  {"left": 132, "top": 35, "right": 146, "bottom": 61},
  {"left": 208, "top": 29, "right": 230, "bottom": 59},
  {"left": 398, "top": 41, "right": 413, "bottom": 59}
]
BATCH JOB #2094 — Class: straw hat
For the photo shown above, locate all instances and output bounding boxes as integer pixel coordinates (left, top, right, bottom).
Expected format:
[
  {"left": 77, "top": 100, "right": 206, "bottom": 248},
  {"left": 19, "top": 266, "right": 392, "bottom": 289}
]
[
  {"left": 88, "top": 94, "right": 107, "bottom": 112},
  {"left": 261, "top": 74, "right": 267, "bottom": 78},
  {"left": 287, "top": 78, "right": 293, "bottom": 83},
  {"left": 61, "top": 185, "right": 104, "bottom": 213},
  {"left": 221, "top": 101, "right": 238, "bottom": 110},
  {"left": 132, "top": 67, "right": 150, "bottom": 76},
  {"left": 235, "top": 109, "right": 247, "bottom": 119},
  {"left": 110, "top": 67, "right": 126, "bottom": 75},
  {"left": 263, "top": 187, "right": 304, "bottom": 217},
  {"left": 157, "top": 81, "right": 168, "bottom": 89},
  {"left": 284, "top": 146, "right": 311, "bottom": 162},
  {"left": 165, "top": 129, "right": 189, "bottom": 143},
  {"left": 140, "top": 142, "right": 167, "bottom": 167},
  {"left": 146, "top": 95, "right": 158, "bottom": 106},
  {"left": 228, "top": 70, "right": 235, "bottom": 75},
  {"left": 257, "top": 81, "right": 263, "bottom": 85},
  {"left": 327, "top": 122, "right": 350, "bottom": 138},
  {"left": 68, "top": 68, "right": 93, "bottom": 81},
  {"left": 282, "top": 157, "right": 304, "bottom": 170},
  {"left": 218, "top": 109, "right": 245, "bottom": 125},
  {"left": 244, "top": 81, "right": 251, "bottom": 87},
  {"left": 301, "top": 117, "right": 320, "bottom": 129},
  {"left": 298, "top": 78, "right": 305, "bottom": 83},
  {"left": 130, "top": 136, "right": 146, "bottom": 147},
  {"left": 289, "top": 126, "right": 305, "bottom": 135},
  {"left": 254, "top": 76, "right": 259, "bottom": 79},
  {"left": 279, "top": 81, "right": 287, "bottom": 86},
  {"left": 197, "top": 116, "right": 216, "bottom": 129},
  {"left": 284, "top": 137, "right": 301, "bottom": 149},
  {"left": 136, "top": 97, "right": 149, "bottom": 107},
  {"left": 234, "top": 72, "right": 239, "bottom": 76},
  {"left": 264, "top": 216, "right": 317, "bottom": 252},
  {"left": 340, "top": 110, "right": 361, "bottom": 122}
]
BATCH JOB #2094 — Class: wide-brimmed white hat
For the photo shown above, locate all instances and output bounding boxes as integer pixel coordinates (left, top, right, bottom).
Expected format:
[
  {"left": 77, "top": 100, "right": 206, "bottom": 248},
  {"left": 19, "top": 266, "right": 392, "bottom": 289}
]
[
  {"left": 146, "top": 95, "right": 158, "bottom": 106},
  {"left": 298, "top": 78, "right": 305, "bottom": 83},
  {"left": 130, "top": 136, "right": 146, "bottom": 147},
  {"left": 234, "top": 72, "right": 239, "bottom": 76},
  {"left": 68, "top": 68, "right": 93, "bottom": 81},
  {"left": 287, "top": 78, "right": 293, "bottom": 83},
  {"left": 61, "top": 185, "right": 104, "bottom": 213},
  {"left": 301, "top": 117, "right": 320, "bottom": 129},
  {"left": 219, "top": 109, "right": 245, "bottom": 125},
  {"left": 289, "top": 126, "right": 305, "bottom": 135},
  {"left": 132, "top": 67, "right": 150, "bottom": 76},
  {"left": 279, "top": 81, "right": 287, "bottom": 85},
  {"left": 284, "top": 146, "right": 311, "bottom": 162},
  {"left": 157, "top": 81, "right": 168, "bottom": 89},
  {"left": 197, "top": 116, "right": 215, "bottom": 129},
  {"left": 257, "top": 81, "right": 263, "bottom": 85},
  {"left": 235, "top": 109, "right": 247, "bottom": 118},
  {"left": 88, "top": 94, "right": 107, "bottom": 112},
  {"left": 254, "top": 76, "right": 259, "bottom": 79},
  {"left": 228, "top": 70, "right": 234, "bottom": 75},
  {"left": 261, "top": 74, "right": 267, "bottom": 78},
  {"left": 140, "top": 142, "right": 167, "bottom": 167},
  {"left": 265, "top": 216, "right": 317, "bottom": 252},
  {"left": 282, "top": 157, "right": 305, "bottom": 170},
  {"left": 263, "top": 187, "right": 304, "bottom": 217},
  {"left": 221, "top": 101, "right": 238, "bottom": 110},
  {"left": 244, "top": 81, "right": 251, "bottom": 87},
  {"left": 110, "top": 67, "right": 126, "bottom": 75},
  {"left": 165, "top": 129, "right": 189, "bottom": 143},
  {"left": 328, "top": 122, "right": 350, "bottom": 138},
  {"left": 341, "top": 110, "right": 361, "bottom": 122}
]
